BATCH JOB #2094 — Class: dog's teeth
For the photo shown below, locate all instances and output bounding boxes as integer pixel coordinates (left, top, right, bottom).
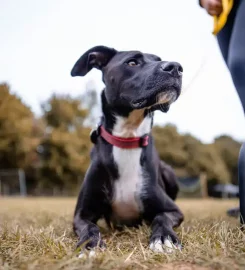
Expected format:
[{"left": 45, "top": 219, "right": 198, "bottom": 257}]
[
  {"left": 133, "top": 101, "right": 142, "bottom": 106},
  {"left": 132, "top": 100, "right": 146, "bottom": 107}
]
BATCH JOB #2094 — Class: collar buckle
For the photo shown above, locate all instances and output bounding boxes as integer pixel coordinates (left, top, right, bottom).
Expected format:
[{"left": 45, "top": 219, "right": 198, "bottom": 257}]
[
  {"left": 139, "top": 134, "right": 149, "bottom": 148},
  {"left": 90, "top": 124, "right": 101, "bottom": 144}
]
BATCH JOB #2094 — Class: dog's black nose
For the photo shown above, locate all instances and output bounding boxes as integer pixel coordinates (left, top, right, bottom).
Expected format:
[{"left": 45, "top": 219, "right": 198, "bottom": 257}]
[{"left": 161, "top": 62, "right": 183, "bottom": 76}]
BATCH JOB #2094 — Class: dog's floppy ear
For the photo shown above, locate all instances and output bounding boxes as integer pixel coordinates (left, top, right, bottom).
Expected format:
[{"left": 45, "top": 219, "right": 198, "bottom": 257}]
[{"left": 71, "top": 45, "right": 117, "bottom": 77}]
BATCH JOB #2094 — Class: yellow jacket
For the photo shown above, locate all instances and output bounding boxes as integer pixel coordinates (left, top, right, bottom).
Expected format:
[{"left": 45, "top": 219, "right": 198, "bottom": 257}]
[
  {"left": 199, "top": 0, "right": 234, "bottom": 35},
  {"left": 213, "top": 0, "right": 234, "bottom": 35}
]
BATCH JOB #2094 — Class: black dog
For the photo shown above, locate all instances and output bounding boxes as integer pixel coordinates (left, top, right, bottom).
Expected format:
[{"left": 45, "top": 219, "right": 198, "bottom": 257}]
[{"left": 71, "top": 46, "right": 184, "bottom": 255}]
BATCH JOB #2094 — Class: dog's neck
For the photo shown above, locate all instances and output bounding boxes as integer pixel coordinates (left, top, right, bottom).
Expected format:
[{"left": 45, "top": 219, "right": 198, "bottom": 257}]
[
  {"left": 101, "top": 90, "right": 153, "bottom": 138},
  {"left": 112, "top": 111, "right": 152, "bottom": 138}
]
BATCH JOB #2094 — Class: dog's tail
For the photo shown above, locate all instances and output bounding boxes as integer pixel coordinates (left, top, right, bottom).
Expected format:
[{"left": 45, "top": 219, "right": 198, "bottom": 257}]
[{"left": 159, "top": 160, "right": 179, "bottom": 201}]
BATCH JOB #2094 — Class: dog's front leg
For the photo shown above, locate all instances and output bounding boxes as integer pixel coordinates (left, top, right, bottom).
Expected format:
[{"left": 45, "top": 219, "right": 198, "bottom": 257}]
[
  {"left": 144, "top": 189, "right": 184, "bottom": 253},
  {"left": 73, "top": 162, "right": 110, "bottom": 253},
  {"left": 73, "top": 214, "right": 105, "bottom": 251},
  {"left": 150, "top": 211, "right": 183, "bottom": 253}
]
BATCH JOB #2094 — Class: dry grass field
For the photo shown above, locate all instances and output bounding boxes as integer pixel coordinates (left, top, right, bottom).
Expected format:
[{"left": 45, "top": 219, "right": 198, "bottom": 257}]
[{"left": 0, "top": 198, "right": 244, "bottom": 270}]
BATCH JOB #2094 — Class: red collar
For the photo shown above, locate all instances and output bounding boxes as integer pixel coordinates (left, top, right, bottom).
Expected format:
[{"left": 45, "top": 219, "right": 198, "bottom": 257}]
[{"left": 92, "top": 125, "right": 149, "bottom": 149}]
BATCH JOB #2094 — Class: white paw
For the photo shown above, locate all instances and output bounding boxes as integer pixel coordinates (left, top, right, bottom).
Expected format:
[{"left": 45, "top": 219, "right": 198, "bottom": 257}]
[
  {"left": 149, "top": 238, "right": 164, "bottom": 253},
  {"left": 149, "top": 237, "right": 181, "bottom": 254},
  {"left": 163, "top": 238, "right": 179, "bottom": 254},
  {"left": 78, "top": 250, "right": 97, "bottom": 259}
]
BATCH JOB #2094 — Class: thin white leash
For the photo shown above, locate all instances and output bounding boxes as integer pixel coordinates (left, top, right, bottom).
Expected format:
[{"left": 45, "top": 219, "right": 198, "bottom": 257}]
[{"left": 180, "top": 42, "right": 213, "bottom": 96}]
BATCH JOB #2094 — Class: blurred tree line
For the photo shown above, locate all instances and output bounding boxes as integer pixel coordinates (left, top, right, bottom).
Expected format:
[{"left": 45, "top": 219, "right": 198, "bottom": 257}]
[{"left": 0, "top": 83, "right": 241, "bottom": 195}]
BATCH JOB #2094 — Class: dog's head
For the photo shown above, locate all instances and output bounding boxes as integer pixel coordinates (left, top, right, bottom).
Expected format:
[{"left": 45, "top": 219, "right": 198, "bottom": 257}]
[{"left": 71, "top": 45, "right": 182, "bottom": 114}]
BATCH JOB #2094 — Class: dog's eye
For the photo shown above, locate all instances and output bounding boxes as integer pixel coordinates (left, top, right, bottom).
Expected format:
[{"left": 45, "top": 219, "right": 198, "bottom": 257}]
[{"left": 127, "top": 60, "right": 139, "bottom": 67}]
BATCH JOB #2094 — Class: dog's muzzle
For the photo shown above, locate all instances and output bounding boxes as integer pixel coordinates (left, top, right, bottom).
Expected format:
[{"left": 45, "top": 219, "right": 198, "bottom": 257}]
[{"left": 130, "top": 86, "right": 180, "bottom": 111}]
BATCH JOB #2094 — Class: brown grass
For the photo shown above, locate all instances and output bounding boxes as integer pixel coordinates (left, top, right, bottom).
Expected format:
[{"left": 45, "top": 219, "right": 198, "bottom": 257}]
[{"left": 0, "top": 198, "right": 244, "bottom": 270}]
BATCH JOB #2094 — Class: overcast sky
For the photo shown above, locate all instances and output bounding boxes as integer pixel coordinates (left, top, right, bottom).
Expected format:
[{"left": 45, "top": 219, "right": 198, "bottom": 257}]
[{"left": 0, "top": 0, "right": 244, "bottom": 143}]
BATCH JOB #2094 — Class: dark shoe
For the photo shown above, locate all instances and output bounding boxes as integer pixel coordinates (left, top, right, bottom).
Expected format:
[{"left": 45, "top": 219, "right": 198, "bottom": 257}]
[{"left": 227, "top": 207, "right": 240, "bottom": 218}]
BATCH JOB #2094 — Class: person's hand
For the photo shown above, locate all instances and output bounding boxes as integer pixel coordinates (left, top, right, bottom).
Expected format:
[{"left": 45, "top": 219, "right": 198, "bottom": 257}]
[{"left": 200, "top": 0, "right": 223, "bottom": 16}]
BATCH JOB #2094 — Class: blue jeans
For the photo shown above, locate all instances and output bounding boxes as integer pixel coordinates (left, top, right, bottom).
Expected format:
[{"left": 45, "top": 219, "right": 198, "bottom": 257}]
[
  {"left": 217, "top": 0, "right": 245, "bottom": 224},
  {"left": 238, "top": 143, "right": 245, "bottom": 223}
]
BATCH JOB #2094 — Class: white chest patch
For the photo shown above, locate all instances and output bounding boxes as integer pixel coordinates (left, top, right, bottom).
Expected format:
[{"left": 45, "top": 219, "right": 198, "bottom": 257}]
[
  {"left": 112, "top": 147, "right": 143, "bottom": 219},
  {"left": 111, "top": 113, "right": 152, "bottom": 221}
]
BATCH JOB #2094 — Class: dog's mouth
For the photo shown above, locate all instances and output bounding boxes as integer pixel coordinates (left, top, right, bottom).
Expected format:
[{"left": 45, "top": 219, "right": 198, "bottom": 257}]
[
  {"left": 131, "top": 100, "right": 148, "bottom": 108},
  {"left": 130, "top": 86, "right": 180, "bottom": 112}
]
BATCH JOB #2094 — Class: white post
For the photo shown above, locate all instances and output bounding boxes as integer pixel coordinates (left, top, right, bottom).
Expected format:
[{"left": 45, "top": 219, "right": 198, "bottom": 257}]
[{"left": 18, "top": 169, "right": 27, "bottom": 197}]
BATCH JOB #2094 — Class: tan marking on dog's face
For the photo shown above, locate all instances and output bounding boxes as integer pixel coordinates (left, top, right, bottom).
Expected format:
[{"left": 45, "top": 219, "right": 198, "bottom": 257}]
[
  {"left": 156, "top": 92, "right": 173, "bottom": 104},
  {"left": 124, "top": 110, "right": 145, "bottom": 133},
  {"left": 155, "top": 91, "right": 177, "bottom": 105},
  {"left": 113, "top": 109, "right": 145, "bottom": 137}
]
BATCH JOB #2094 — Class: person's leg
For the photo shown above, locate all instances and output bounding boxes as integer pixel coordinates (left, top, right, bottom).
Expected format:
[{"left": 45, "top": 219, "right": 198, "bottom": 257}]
[
  {"left": 228, "top": 0, "right": 245, "bottom": 112},
  {"left": 216, "top": 0, "right": 240, "bottom": 64},
  {"left": 215, "top": 1, "right": 242, "bottom": 220},
  {"left": 238, "top": 143, "right": 245, "bottom": 224},
  {"left": 227, "top": 0, "right": 245, "bottom": 224}
]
